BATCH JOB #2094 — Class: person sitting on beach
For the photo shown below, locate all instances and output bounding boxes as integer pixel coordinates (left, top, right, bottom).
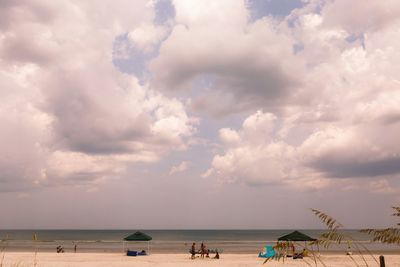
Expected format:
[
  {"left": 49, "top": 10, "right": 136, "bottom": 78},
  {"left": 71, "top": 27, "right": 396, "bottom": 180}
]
[
  {"left": 290, "top": 243, "right": 295, "bottom": 256},
  {"left": 301, "top": 248, "right": 308, "bottom": 257},
  {"left": 56, "top": 246, "right": 64, "bottom": 253},
  {"left": 294, "top": 248, "right": 307, "bottom": 259},
  {"left": 213, "top": 251, "right": 219, "bottom": 259},
  {"left": 190, "top": 243, "right": 196, "bottom": 259},
  {"left": 204, "top": 244, "right": 209, "bottom": 258},
  {"left": 346, "top": 240, "right": 352, "bottom": 255}
]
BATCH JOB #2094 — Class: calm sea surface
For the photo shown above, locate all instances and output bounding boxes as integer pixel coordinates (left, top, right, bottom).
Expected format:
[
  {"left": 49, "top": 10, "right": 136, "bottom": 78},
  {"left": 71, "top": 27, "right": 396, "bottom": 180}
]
[{"left": 0, "top": 230, "right": 398, "bottom": 253}]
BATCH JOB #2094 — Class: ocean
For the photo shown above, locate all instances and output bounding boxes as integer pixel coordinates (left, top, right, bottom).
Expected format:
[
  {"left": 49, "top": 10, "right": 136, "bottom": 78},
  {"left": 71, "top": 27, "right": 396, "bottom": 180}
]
[{"left": 0, "top": 230, "right": 398, "bottom": 253}]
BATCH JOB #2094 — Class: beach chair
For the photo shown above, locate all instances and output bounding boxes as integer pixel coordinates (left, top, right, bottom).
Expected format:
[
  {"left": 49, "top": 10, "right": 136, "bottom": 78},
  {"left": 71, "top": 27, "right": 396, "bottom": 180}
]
[
  {"left": 293, "top": 253, "right": 303, "bottom": 259},
  {"left": 208, "top": 248, "right": 223, "bottom": 253},
  {"left": 127, "top": 250, "right": 137, "bottom": 256},
  {"left": 258, "top": 245, "right": 275, "bottom": 258}
]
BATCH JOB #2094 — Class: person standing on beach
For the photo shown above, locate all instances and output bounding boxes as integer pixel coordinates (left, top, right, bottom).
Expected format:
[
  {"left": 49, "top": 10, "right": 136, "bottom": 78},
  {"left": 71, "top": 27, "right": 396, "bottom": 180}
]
[
  {"left": 200, "top": 243, "right": 205, "bottom": 258},
  {"left": 190, "top": 243, "right": 196, "bottom": 259},
  {"left": 290, "top": 242, "right": 295, "bottom": 256},
  {"left": 74, "top": 244, "right": 77, "bottom": 253}
]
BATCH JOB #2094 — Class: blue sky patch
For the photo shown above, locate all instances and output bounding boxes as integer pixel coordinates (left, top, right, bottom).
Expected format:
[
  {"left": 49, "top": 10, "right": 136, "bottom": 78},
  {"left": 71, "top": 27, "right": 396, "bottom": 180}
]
[{"left": 247, "top": 0, "right": 305, "bottom": 21}]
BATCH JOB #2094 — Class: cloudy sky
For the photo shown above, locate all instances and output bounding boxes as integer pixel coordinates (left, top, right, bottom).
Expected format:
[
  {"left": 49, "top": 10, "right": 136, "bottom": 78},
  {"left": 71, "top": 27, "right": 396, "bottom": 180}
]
[{"left": 1, "top": 0, "right": 400, "bottom": 229}]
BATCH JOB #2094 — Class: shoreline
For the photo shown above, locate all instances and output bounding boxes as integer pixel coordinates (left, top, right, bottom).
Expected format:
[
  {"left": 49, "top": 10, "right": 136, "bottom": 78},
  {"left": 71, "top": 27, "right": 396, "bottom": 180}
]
[
  {"left": 1, "top": 241, "right": 399, "bottom": 254},
  {"left": 1, "top": 248, "right": 400, "bottom": 255}
]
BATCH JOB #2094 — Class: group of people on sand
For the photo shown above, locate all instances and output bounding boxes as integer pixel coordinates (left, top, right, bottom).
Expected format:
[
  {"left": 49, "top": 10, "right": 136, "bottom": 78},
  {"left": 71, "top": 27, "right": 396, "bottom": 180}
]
[
  {"left": 56, "top": 244, "right": 77, "bottom": 253},
  {"left": 190, "top": 242, "right": 219, "bottom": 259}
]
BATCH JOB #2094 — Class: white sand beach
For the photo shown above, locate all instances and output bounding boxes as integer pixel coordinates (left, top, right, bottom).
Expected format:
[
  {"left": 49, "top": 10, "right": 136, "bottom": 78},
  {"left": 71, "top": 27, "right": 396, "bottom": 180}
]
[{"left": 1, "top": 252, "right": 399, "bottom": 267}]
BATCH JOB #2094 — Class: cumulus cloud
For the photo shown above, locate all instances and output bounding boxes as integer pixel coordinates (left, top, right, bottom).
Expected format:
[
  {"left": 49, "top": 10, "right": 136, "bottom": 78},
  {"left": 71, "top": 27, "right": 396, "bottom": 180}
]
[
  {"left": 0, "top": 63, "right": 50, "bottom": 192},
  {"left": 41, "top": 69, "right": 193, "bottom": 156},
  {"left": 169, "top": 161, "right": 189, "bottom": 175},
  {"left": 320, "top": 0, "right": 400, "bottom": 34},
  {"left": 2, "top": 0, "right": 400, "bottom": 195},
  {"left": 202, "top": 0, "right": 400, "bottom": 193},
  {"left": 204, "top": 110, "right": 330, "bottom": 189},
  {"left": 206, "top": 111, "right": 400, "bottom": 191},
  {"left": 150, "top": 0, "right": 304, "bottom": 116},
  {"left": 298, "top": 127, "right": 400, "bottom": 178},
  {"left": 0, "top": 0, "right": 196, "bottom": 192},
  {"left": 128, "top": 23, "right": 169, "bottom": 53},
  {"left": 149, "top": 0, "right": 400, "bottom": 118}
]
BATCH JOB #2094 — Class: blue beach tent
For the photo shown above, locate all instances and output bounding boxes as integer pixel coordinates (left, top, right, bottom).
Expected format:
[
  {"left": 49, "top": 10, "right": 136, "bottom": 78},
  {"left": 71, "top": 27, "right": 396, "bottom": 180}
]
[{"left": 258, "top": 245, "right": 275, "bottom": 258}]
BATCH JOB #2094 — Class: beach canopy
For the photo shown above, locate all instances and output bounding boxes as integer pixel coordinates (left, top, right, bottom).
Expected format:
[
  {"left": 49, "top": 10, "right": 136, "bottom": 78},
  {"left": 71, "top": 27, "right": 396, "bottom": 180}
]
[
  {"left": 278, "top": 231, "right": 317, "bottom": 242},
  {"left": 124, "top": 231, "right": 152, "bottom": 241}
]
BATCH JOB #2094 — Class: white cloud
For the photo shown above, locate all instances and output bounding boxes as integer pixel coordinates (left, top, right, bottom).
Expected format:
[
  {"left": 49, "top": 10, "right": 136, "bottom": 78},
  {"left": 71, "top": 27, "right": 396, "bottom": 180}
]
[
  {"left": 0, "top": 0, "right": 196, "bottom": 192},
  {"left": 2, "top": 0, "right": 400, "bottom": 196},
  {"left": 320, "top": 0, "right": 400, "bottom": 34},
  {"left": 159, "top": 0, "right": 400, "bottom": 192},
  {"left": 368, "top": 179, "right": 400, "bottom": 195},
  {"left": 128, "top": 23, "right": 168, "bottom": 53},
  {"left": 207, "top": 107, "right": 400, "bottom": 191},
  {"left": 150, "top": 1, "right": 303, "bottom": 115},
  {"left": 219, "top": 128, "right": 241, "bottom": 146},
  {"left": 169, "top": 161, "right": 189, "bottom": 175},
  {"left": 205, "top": 110, "right": 329, "bottom": 189}
]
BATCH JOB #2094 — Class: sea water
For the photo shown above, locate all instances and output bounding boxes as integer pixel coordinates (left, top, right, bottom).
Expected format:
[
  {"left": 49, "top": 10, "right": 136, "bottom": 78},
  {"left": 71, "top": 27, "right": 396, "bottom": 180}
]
[{"left": 0, "top": 230, "right": 398, "bottom": 253}]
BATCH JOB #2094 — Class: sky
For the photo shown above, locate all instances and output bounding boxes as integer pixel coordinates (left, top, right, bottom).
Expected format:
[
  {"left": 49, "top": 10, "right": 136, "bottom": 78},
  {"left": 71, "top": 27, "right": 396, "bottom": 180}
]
[{"left": 0, "top": 0, "right": 400, "bottom": 229}]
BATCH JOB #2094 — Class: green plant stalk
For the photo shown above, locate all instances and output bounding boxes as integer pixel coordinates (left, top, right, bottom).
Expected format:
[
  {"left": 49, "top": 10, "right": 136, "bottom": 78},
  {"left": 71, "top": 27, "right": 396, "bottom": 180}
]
[
  {"left": 348, "top": 253, "right": 361, "bottom": 267},
  {"left": 296, "top": 242, "right": 327, "bottom": 267},
  {"left": 0, "top": 240, "right": 7, "bottom": 267},
  {"left": 311, "top": 209, "right": 379, "bottom": 267}
]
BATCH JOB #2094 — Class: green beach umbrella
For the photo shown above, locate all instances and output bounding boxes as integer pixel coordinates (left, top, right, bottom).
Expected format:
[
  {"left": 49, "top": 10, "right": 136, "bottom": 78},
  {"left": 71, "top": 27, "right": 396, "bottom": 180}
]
[
  {"left": 278, "top": 230, "right": 316, "bottom": 241},
  {"left": 277, "top": 230, "right": 317, "bottom": 253},
  {"left": 124, "top": 231, "right": 152, "bottom": 241},
  {"left": 123, "top": 231, "right": 152, "bottom": 254}
]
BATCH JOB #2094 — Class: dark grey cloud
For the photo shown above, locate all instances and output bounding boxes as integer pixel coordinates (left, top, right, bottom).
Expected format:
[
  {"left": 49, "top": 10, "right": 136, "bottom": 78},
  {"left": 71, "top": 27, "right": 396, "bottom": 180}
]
[
  {"left": 152, "top": 37, "right": 302, "bottom": 116},
  {"left": 0, "top": 33, "right": 55, "bottom": 64},
  {"left": 40, "top": 168, "right": 117, "bottom": 188},
  {"left": 0, "top": 0, "right": 55, "bottom": 31},
  {"left": 216, "top": 61, "right": 297, "bottom": 100},
  {"left": 40, "top": 69, "right": 176, "bottom": 156},
  {"left": 0, "top": 1, "right": 58, "bottom": 65},
  {"left": 310, "top": 155, "right": 400, "bottom": 178},
  {"left": 189, "top": 61, "right": 299, "bottom": 116},
  {"left": 378, "top": 112, "right": 400, "bottom": 125},
  {"left": 0, "top": 0, "right": 194, "bottom": 193}
]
